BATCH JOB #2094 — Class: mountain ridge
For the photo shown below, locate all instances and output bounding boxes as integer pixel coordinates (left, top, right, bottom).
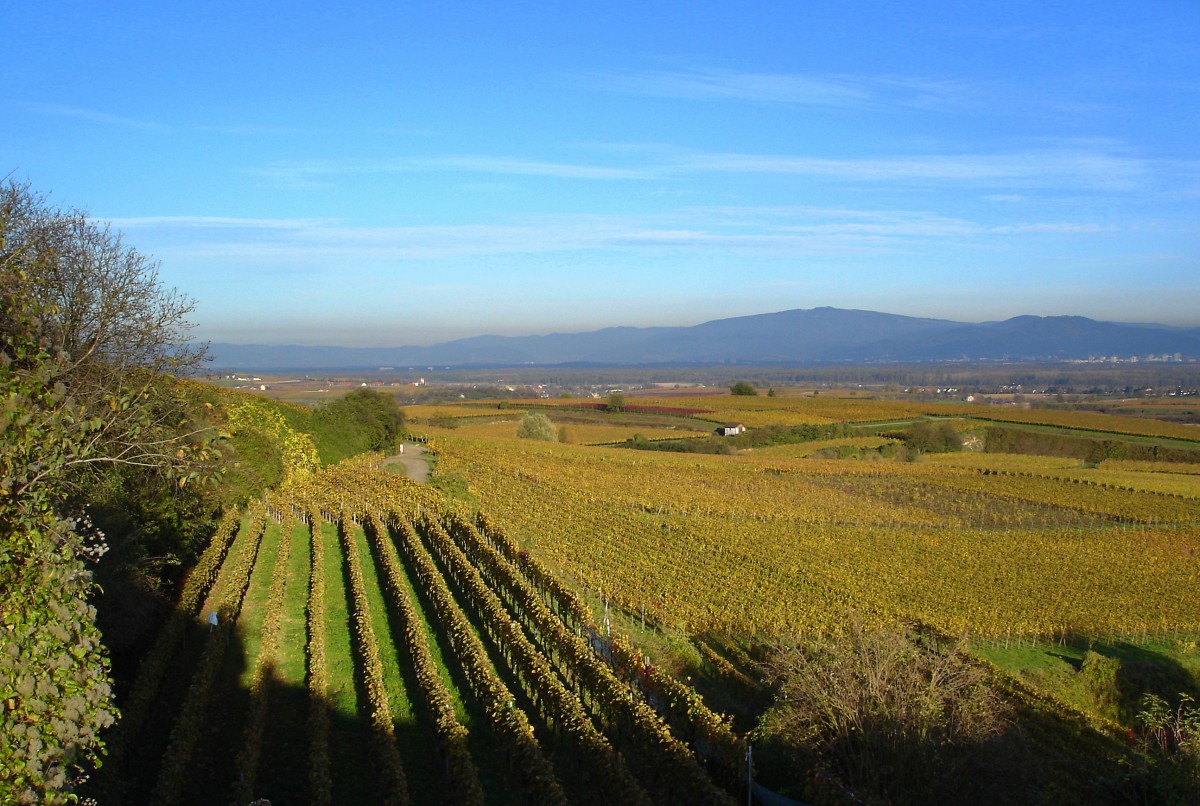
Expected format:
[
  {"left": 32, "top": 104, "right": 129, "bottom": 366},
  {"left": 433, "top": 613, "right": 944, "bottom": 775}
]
[{"left": 206, "top": 308, "right": 1200, "bottom": 371}]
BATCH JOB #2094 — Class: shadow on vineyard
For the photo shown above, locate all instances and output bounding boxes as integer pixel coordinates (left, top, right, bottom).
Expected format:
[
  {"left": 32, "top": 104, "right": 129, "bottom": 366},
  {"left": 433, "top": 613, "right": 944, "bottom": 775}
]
[{"left": 89, "top": 616, "right": 494, "bottom": 805}]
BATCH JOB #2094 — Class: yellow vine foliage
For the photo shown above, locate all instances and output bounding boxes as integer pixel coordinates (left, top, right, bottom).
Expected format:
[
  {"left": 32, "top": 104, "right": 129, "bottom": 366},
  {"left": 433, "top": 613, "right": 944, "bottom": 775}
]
[
  {"left": 226, "top": 399, "right": 319, "bottom": 483},
  {"left": 430, "top": 435, "right": 1200, "bottom": 639}
]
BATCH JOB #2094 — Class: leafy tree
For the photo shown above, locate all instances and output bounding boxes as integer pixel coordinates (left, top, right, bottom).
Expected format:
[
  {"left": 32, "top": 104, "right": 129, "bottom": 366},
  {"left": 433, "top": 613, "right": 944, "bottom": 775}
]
[
  {"left": 0, "top": 181, "right": 212, "bottom": 488},
  {"left": 1, "top": 181, "right": 220, "bottom": 558},
  {"left": 1, "top": 181, "right": 206, "bottom": 383},
  {"left": 904, "top": 421, "right": 962, "bottom": 454},
  {"left": 730, "top": 381, "right": 757, "bottom": 396},
  {"left": 516, "top": 411, "right": 558, "bottom": 441},
  {"left": 312, "top": 388, "right": 405, "bottom": 461},
  {"left": 606, "top": 392, "right": 625, "bottom": 413},
  {"left": 0, "top": 263, "right": 117, "bottom": 803},
  {"left": 1, "top": 182, "right": 220, "bottom": 802}
]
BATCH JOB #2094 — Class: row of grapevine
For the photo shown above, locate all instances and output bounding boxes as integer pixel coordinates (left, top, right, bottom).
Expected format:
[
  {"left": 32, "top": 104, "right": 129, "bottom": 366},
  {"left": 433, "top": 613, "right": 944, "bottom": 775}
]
[
  {"left": 435, "top": 435, "right": 1200, "bottom": 639},
  {"left": 151, "top": 505, "right": 267, "bottom": 804},
  {"left": 411, "top": 513, "right": 653, "bottom": 805},
  {"left": 336, "top": 515, "right": 410, "bottom": 803},
  {"left": 476, "top": 509, "right": 754, "bottom": 763},
  {"left": 386, "top": 517, "right": 570, "bottom": 804},
  {"left": 96, "top": 508, "right": 241, "bottom": 800},
  {"left": 362, "top": 513, "right": 485, "bottom": 805},
  {"left": 608, "top": 632, "right": 742, "bottom": 787},
  {"left": 441, "top": 511, "right": 736, "bottom": 803},
  {"left": 475, "top": 510, "right": 592, "bottom": 630},
  {"left": 304, "top": 507, "right": 334, "bottom": 805},
  {"left": 106, "top": 457, "right": 742, "bottom": 803},
  {"left": 232, "top": 515, "right": 296, "bottom": 803}
]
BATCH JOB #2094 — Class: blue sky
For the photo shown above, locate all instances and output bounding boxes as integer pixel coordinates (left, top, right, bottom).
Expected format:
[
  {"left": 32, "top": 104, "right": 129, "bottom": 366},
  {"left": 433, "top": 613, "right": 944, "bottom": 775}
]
[{"left": 4, "top": 1, "right": 1198, "bottom": 346}]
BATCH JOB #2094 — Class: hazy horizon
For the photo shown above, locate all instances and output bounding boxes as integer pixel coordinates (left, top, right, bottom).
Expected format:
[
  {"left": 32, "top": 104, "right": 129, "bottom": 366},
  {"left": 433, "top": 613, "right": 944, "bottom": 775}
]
[
  {"left": 202, "top": 305, "right": 1200, "bottom": 350},
  {"left": 6, "top": 2, "right": 1198, "bottom": 347}
]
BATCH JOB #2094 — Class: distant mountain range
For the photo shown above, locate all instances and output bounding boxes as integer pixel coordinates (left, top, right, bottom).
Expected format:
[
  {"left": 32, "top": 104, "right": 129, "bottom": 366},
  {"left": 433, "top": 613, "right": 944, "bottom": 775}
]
[{"left": 207, "top": 307, "right": 1200, "bottom": 371}]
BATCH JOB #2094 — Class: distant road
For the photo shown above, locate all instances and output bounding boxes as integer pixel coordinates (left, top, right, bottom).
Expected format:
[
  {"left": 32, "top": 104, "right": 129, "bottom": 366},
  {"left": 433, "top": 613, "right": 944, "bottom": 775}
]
[{"left": 381, "top": 444, "right": 431, "bottom": 483}]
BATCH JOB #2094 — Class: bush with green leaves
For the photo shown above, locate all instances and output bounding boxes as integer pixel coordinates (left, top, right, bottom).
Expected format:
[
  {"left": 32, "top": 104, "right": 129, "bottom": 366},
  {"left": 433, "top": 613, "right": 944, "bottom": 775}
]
[
  {"left": 516, "top": 411, "right": 558, "bottom": 441},
  {"left": 903, "top": 421, "right": 962, "bottom": 454},
  {"left": 1, "top": 269, "right": 118, "bottom": 803},
  {"left": 312, "top": 388, "right": 405, "bottom": 462}
]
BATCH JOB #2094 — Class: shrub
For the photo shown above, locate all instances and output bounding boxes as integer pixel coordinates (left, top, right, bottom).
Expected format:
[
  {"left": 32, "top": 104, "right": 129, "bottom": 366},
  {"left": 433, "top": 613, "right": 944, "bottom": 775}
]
[
  {"left": 757, "top": 621, "right": 1006, "bottom": 803},
  {"left": 516, "top": 412, "right": 558, "bottom": 441}
]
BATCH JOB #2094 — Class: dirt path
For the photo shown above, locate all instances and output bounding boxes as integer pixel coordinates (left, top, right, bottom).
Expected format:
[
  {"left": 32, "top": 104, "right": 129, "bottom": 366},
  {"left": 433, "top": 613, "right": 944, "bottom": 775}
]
[{"left": 380, "top": 443, "right": 431, "bottom": 483}]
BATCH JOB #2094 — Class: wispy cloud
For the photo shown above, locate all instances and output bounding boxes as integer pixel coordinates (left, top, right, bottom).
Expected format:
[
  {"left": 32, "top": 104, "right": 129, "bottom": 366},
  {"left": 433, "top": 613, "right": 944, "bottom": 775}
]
[
  {"left": 988, "top": 222, "right": 1110, "bottom": 234},
  {"left": 250, "top": 155, "right": 646, "bottom": 186},
  {"left": 249, "top": 142, "right": 1150, "bottom": 193},
  {"left": 668, "top": 147, "right": 1148, "bottom": 190},
  {"left": 24, "top": 101, "right": 166, "bottom": 131},
  {"left": 115, "top": 207, "right": 1111, "bottom": 267},
  {"left": 106, "top": 215, "right": 332, "bottom": 230},
  {"left": 585, "top": 67, "right": 971, "bottom": 112},
  {"left": 195, "top": 124, "right": 304, "bottom": 136}
]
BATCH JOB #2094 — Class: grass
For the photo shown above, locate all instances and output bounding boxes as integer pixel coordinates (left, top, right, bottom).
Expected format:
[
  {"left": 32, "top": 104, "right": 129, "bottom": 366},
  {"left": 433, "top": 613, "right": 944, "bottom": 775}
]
[
  {"left": 974, "top": 636, "right": 1200, "bottom": 726},
  {"left": 178, "top": 521, "right": 276, "bottom": 802},
  {"left": 198, "top": 510, "right": 257, "bottom": 618},
  {"left": 234, "top": 522, "right": 283, "bottom": 688},
  {"left": 257, "top": 520, "right": 312, "bottom": 803},
  {"left": 318, "top": 519, "right": 372, "bottom": 802},
  {"left": 348, "top": 522, "right": 443, "bottom": 801}
]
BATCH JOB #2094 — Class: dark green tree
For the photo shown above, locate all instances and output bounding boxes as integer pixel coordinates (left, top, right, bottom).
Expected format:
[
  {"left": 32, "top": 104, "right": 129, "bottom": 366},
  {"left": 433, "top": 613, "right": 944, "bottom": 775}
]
[
  {"left": 312, "top": 388, "right": 406, "bottom": 461},
  {"left": 904, "top": 421, "right": 962, "bottom": 454},
  {"left": 730, "top": 381, "right": 758, "bottom": 396}
]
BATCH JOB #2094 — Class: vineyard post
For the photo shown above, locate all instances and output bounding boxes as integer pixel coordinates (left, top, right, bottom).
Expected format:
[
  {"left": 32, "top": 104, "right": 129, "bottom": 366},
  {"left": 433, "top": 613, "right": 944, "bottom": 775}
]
[{"left": 745, "top": 742, "right": 753, "bottom": 806}]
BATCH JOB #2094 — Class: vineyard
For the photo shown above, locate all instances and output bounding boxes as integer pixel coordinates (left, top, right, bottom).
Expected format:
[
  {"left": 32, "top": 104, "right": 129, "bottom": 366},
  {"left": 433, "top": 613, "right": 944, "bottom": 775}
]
[
  {"left": 85, "top": 392, "right": 1200, "bottom": 803},
  {"left": 93, "top": 458, "right": 742, "bottom": 805},
  {"left": 433, "top": 434, "right": 1200, "bottom": 639}
]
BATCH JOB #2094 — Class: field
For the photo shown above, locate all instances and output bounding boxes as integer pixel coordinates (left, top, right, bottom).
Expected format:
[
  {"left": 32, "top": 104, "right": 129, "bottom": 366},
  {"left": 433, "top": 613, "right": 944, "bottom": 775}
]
[{"left": 94, "top": 392, "right": 1200, "bottom": 803}]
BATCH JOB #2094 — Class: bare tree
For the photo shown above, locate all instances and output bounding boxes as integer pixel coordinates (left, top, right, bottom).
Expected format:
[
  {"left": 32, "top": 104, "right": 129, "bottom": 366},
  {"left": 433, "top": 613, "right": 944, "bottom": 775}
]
[
  {"left": 1, "top": 180, "right": 207, "bottom": 380},
  {"left": 1, "top": 180, "right": 214, "bottom": 480},
  {"left": 758, "top": 620, "right": 1008, "bottom": 802}
]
